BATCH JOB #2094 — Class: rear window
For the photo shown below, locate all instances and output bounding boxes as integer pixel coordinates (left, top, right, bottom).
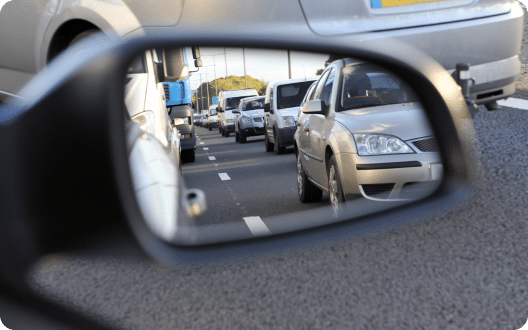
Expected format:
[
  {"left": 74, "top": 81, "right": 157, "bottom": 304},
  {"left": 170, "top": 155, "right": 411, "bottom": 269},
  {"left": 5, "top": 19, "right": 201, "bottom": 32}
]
[
  {"left": 339, "top": 64, "right": 418, "bottom": 111},
  {"left": 277, "top": 81, "right": 314, "bottom": 109}
]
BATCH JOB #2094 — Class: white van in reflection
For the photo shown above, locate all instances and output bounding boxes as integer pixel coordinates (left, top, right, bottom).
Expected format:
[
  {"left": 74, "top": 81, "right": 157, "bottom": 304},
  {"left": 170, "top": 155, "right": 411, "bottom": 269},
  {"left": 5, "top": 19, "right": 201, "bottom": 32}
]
[{"left": 125, "top": 49, "right": 179, "bottom": 160}]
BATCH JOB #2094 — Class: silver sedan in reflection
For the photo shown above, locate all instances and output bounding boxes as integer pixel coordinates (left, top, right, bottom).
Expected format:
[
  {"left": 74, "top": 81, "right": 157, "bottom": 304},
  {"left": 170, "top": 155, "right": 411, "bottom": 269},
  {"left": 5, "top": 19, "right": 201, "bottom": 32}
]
[{"left": 294, "top": 59, "right": 442, "bottom": 215}]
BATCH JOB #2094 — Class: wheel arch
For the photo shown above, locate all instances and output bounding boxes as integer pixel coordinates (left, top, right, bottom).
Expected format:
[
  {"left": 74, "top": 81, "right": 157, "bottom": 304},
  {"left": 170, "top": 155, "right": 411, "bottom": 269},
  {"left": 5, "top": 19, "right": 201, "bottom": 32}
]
[{"left": 47, "top": 20, "right": 102, "bottom": 63}]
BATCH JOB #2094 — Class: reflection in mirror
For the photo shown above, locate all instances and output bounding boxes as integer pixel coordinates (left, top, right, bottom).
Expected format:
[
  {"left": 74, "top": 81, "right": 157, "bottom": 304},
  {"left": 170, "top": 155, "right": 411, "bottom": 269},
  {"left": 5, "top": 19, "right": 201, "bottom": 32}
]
[{"left": 124, "top": 47, "right": 442, "bottom": 246}]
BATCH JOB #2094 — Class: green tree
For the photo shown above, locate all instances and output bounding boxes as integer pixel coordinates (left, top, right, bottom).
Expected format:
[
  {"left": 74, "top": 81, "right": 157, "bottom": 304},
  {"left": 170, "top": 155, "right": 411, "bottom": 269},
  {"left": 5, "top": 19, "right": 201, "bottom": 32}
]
[
  {"left": 193, "top": 75, "right": 268, "bottom": 112},
  {"left": 315, "top": 54, "right": 342, "bottom": 75}
]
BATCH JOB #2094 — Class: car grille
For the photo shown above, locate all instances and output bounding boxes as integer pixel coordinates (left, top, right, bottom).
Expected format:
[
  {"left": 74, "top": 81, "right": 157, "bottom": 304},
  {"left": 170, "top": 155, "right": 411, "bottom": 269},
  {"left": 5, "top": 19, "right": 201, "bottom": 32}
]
[
  {"left": 253, "top": 117, "right": 263, "bottom": 122},
  {"left": 362, "top": 183, "right": 395, "bottom": 198},
  {"left": 411, "top": 138, "right": 438, "bottom": 152},
  {"left": 163, "top": 84, "right": 170, "bottom": 101},
  {"left": 254, "top": 127, "right": 265, "bottom": 133}
]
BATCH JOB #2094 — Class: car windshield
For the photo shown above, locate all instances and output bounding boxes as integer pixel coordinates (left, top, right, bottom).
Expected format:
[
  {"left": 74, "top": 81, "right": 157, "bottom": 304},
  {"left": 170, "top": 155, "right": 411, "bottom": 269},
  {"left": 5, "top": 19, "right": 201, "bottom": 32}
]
[
  {"left": 277, "top": 81, "right": 314, "bottom": 109},
  {"left": 241, "top": 98, "right": 265, "bottom": 111},
  {"left": 225, "top": 96, "right": 251, "bottom": 109},
  {"left": 340, "top": 64, "right": 419, "bottom": 111}
]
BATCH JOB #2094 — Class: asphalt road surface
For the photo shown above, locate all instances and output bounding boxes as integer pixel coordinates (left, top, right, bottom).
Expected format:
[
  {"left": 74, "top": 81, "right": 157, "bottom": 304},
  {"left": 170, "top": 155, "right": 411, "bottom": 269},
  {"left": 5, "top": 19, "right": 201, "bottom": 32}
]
[{"left": 21, "top": 21, "right": 528, "bottom": 330}]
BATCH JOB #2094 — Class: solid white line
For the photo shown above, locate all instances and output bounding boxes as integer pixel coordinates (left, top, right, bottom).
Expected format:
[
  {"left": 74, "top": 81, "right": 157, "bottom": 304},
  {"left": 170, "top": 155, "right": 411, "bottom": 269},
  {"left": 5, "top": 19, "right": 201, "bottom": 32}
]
[
  {"left": 209, "top": 156, "right": 216, "bottom": 160},
  {"left": 218, "top": 173, "right": 231, "bottom": 181},
  {"left": 498, "top": 98, "right": 528, "bottom": 110},
  {"left": 203, "top": 147, "right": 209, "bottom": 150},
  {"left": 243, "top": 216, "right": 271, "bottom": 237},
  {"left": 199, "top": 142, "right": 204, "bottom": 145}
]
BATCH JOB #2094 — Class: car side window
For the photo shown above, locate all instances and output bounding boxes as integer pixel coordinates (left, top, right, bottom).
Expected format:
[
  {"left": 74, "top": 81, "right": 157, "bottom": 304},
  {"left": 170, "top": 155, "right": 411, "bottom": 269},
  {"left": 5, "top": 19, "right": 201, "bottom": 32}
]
[
  {"left": 321, "top": 68, "right": 336, "bottom": 107},
  {"left": 312, "top": 69, "right": 331, "bottom": 100}
]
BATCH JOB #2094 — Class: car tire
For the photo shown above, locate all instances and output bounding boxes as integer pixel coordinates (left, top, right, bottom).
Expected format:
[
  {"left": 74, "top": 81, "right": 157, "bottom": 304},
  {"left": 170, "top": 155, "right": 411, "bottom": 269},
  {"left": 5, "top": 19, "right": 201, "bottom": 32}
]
[
  {"left": 225, "top": 131, "right": 230, "bottom": 137},
  {"left": 274, "top": 130, "right": 285, "bottom": 155},
  {"left": 209, "top": 126, "right": 212, "bottom": 131},
  {"left": 328, "top": 155, "right": 345, "bottom": 217},
  {"left": 297, "top": 154, "right": 322, "bottom": 203},
  {"left": 219, "top": 126, "right": 222, "bottom": 134},
  {"left": 265, "top": 131, "right": 274, "bottom": 152},
  {"left": 181, "top": 149, "right": 195, "bottom": 163},
  {"left": 235, "top": 130, "right": 240, "bottom": 142},
  {"left": 240, "top": 130, "right": 247, "bottom": 143}
]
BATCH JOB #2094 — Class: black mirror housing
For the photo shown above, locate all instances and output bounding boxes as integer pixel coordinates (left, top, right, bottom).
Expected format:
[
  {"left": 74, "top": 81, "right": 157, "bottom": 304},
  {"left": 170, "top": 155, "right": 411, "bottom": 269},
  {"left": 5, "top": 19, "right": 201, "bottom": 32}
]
[{"left": 264, "top": 103, "right": 270, "bottom": 112}]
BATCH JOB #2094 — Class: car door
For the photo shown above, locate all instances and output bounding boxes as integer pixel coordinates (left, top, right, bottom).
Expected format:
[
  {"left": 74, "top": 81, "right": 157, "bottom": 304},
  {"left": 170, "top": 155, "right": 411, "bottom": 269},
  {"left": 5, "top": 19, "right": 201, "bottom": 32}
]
[
  {"left": 265, "top": 88, "right": 275, "bottom": 141},
  {"left": 305, "top": 66, "right": 338, "bottom": 186}
]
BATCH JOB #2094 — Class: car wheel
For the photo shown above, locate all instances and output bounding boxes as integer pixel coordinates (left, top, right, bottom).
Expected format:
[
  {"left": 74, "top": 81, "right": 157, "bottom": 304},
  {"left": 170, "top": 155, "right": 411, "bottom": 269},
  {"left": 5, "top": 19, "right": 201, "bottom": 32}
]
[
  {"left": 225, "top": 130, "right": 230, "bottom": 137},
  {"left": 297, "top": 154, "right": 322, "bottom": 203},
  {"left": 328, "top": 155, "right": 345, "bottom": 217},
  {"left": 209, "top": 126, "right": 212, "bottom": 131},
  {"left": 239, "top": 130, "right": 247, "bottom": 143},
  {"left": 235, "top": 130, "right": 240, "bottom": 142},
  {"left": 274, "top": 130, "right": 285, "bottom": 155},
  {"left": 219, "top": 126, "right": 222, "bottom": 134},
  {"left": 181, "top": 149, "right": 195, "bottom": 163},
  {"left": 264, "top": 131, "right": 274, "bottom": 152}
]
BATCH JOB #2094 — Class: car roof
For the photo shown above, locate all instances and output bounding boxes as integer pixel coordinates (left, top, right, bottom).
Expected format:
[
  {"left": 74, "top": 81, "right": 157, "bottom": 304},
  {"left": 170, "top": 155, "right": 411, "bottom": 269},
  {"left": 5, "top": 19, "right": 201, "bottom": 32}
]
[{"left": 271, "top": 77, "right": 317, "bottom": 87}]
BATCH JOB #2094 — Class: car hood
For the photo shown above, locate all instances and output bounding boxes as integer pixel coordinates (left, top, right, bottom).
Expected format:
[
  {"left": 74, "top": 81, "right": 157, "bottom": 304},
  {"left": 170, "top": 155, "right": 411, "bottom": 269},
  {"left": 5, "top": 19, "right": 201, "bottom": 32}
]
[
  {"left": 335, "top": 102, "right": 433, "bottom": 141},
  {"left": 241, "top": 109, "right": 265, "bottom": 117},
  {"left": 277, "top": 107, "right": 299, "bottom": 120}
]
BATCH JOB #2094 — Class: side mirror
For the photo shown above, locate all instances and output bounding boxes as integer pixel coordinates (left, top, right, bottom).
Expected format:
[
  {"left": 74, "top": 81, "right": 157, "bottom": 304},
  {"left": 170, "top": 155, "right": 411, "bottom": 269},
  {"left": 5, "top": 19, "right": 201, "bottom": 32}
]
[
  {"left": 160, "top": 47, "right": 189, "bottom": 82},
  {"left": 263, "top": 103, "right": 270, "bottom": 112},
  {"left": 194, "top": 59, "right": 203, "bottom": 68},
  {"left": 232, "top": 110, "right": 239, "bottom": 114},
  {"left": 302, "top": 99, "right": 325, "bottom": 115}
]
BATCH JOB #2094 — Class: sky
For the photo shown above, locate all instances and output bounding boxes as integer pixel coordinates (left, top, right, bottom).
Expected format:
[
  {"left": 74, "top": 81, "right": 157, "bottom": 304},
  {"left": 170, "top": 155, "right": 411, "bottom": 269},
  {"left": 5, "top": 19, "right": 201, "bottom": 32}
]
[{"left": 187, "top": 47, "right": 329, "bottom": 93}]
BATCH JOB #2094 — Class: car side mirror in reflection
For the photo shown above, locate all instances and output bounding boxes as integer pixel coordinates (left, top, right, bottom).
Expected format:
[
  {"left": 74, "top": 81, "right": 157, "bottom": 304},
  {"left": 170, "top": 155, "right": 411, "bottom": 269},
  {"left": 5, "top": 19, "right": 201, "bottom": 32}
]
[
  {"left": 302, "top": 99, "right": 324, "bottom": 114},
  {"left": 263, "top": 103, "right": 270, "bottom": 112}
]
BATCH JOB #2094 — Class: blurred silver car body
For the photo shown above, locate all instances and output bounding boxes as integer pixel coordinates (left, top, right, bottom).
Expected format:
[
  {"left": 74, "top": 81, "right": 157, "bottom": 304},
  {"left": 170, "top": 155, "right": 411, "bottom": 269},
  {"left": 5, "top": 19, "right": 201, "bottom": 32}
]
[
  {"left": 294, "top": 58, "right": 441, "bottom": 212},
  {"left": 0, "top": 0, "right": 523, "bottom": 110}
]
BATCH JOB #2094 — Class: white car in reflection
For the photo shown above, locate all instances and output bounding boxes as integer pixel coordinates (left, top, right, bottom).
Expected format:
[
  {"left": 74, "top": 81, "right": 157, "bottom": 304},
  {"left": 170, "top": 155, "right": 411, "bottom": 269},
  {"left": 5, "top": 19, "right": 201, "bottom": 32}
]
[{"left": 294, "top": 59, "right": 442, "bottom": 215}]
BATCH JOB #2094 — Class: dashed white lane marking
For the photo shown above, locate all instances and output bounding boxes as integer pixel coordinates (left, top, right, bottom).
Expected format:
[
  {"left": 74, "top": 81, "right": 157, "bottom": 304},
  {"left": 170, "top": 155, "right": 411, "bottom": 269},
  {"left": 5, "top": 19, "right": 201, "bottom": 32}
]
[
  {"left": 218, "top": 173, "right": 231, "bottom": 181},
  {"left": 243, "top": 216, "right": 271, "bottom": 237},
  {"left": 199, "top": 142, "right": 204, "bottom": 145},
  {"left": 498, "top": 98, "right": 528, "bottom": 110},
  {"left": 203, "top": 147, "right": 209, "bottom": 150},
  {"left": 209, "top": 156, "right": 216, "bottom": 160},
  {"left": 197, "top": 138, "right": 201, "bottom": 141}
]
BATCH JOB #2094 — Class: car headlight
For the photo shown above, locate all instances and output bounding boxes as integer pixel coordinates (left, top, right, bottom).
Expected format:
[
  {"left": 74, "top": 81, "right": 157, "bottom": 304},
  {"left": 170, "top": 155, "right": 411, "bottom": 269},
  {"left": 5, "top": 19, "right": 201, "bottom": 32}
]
[
  {"left": 225, "top": 119, "right": 230, "bottom": 123},
  {"left": 353, "top": 134, "right": 414, "bottom": 156},
  {"left": 283, "top": 116, "right": 295, "bottom": 127},
  {"left": 241, "top": 117, "right": 252, "bottom": 124},
  {"left": 131, "top": 111, "right": 155, "bottom": 135}
]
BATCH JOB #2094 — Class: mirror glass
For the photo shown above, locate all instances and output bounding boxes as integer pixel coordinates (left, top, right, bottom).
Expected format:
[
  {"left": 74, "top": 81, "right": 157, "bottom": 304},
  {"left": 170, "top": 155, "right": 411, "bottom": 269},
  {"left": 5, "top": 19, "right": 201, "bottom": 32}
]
[{"left": 124, "top": 47, "right": 442, "bottom": 245}]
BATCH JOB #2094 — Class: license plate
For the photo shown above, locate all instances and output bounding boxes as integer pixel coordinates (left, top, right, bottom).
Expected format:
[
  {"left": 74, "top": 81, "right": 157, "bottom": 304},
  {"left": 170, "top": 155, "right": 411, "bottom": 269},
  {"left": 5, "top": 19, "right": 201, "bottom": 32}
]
[
  {"left": 430, "top": 163, "right": 443, "bottom": 181},
  {"left": 371, "top": 0, "right": 443, "bottom": 8}
]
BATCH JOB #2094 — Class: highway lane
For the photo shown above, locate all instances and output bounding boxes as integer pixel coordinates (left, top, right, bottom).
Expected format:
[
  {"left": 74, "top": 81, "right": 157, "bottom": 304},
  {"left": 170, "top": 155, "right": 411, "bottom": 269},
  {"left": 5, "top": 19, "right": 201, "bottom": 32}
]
[{"left": 183, "top": 126, "right": 330, "bottom": 228}]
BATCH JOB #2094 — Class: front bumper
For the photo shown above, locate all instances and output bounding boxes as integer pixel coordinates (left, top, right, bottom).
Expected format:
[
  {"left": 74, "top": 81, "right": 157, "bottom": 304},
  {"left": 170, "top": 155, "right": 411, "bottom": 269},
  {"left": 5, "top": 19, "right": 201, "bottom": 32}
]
[
  {"left": 276, "top": 126, "right": 296, "bottom": 147},
  {"left": 338, "top": 152, "right": 442, "bottom": 202}
]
